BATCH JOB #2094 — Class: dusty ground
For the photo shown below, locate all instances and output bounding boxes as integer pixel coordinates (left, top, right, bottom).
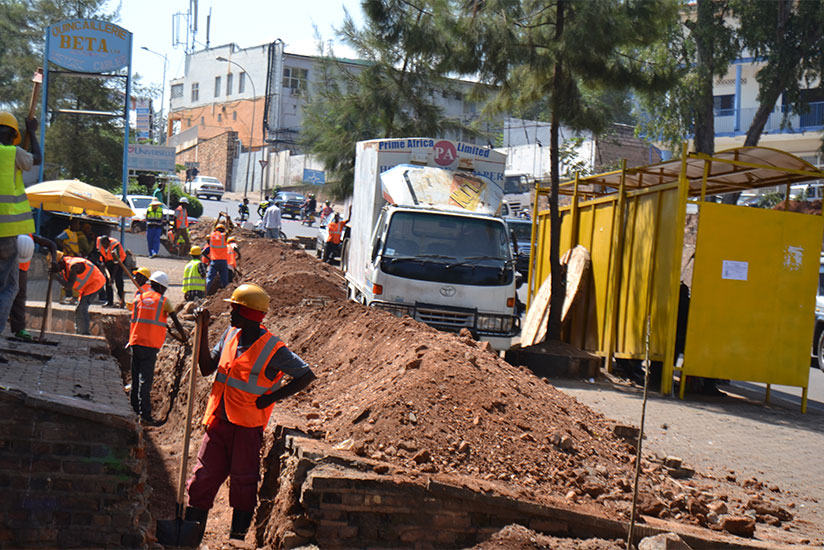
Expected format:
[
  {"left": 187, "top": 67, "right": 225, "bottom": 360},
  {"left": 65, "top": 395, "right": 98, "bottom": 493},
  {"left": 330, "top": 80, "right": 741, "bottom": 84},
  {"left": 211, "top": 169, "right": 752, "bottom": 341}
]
[{"left": 134, "top": 234, "right": 821, "bottom": 549}]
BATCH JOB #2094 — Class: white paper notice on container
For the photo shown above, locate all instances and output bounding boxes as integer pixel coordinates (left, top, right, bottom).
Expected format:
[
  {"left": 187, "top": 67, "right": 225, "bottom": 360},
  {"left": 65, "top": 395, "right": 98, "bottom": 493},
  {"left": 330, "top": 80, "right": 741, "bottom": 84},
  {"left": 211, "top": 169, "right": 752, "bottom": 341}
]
[{"left": 722, "top": 260, "right": 748, "bottom": 281}]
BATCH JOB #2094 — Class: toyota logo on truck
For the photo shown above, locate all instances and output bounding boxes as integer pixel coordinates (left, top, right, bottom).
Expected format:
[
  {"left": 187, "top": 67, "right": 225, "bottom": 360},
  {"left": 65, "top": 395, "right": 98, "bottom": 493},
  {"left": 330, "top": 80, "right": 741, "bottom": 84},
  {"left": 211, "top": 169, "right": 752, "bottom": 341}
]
[{"left": 440, "top": 286, "right": 456, "bottom": 297}]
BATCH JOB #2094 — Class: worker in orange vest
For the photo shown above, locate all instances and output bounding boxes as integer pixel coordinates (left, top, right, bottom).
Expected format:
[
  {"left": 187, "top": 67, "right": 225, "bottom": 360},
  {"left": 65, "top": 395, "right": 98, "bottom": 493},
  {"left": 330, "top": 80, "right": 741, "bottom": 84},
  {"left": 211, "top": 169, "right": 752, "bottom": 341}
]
[
  {"left": 206, "top": 223, "right": 230, "bottom": 295},
  {"left": 54, "top": 252, "right": 107, "bottom": 335},
  {"left": 128, "top": 271, "right": 186, "bottom": 425},
  {"left": 126, "top": 267, "right": 152, "bottom": 311},
  {"left": 96, "top": 234, "right": 127, "bottom": 308},
  {"left": 322, "top": 211, "right": 349, "bottom": 264},
  {"left": 174, "top": 197, "right": 191, "bottom": 252},
  {"left": 185, "top": 284, "right": 315, "bottom": 543},
  {"left": 226, "top": 236, "right": 241, "bottom": 283},
  {"left": 9, "top": 233, "right": 57, "bottom": 341}
]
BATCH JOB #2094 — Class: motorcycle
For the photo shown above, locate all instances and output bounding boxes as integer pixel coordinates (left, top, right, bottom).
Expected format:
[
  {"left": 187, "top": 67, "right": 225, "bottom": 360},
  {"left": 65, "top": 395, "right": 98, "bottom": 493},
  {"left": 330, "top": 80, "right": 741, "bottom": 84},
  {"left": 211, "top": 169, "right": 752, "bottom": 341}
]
[{"left": 301, "top": 208, "right": 316, "bottom": 226}]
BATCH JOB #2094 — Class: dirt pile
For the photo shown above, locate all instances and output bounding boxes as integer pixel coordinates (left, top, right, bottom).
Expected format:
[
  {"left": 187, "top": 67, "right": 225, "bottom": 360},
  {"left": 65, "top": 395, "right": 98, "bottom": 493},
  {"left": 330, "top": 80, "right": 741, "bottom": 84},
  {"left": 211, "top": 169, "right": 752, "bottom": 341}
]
[
  {"left": 142, "top": 235, "right": 798, "bottom": 547},
  {"left": 773, "top": 199, "right": 822, "bottom": 215}
]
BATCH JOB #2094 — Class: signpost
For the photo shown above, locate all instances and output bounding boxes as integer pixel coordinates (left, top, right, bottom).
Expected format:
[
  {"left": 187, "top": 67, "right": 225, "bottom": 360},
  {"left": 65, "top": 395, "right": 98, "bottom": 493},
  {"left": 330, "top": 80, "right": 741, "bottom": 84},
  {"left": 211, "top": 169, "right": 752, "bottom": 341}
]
[{"left": 39, "top": 18, "right": 133, "bottom": 242}]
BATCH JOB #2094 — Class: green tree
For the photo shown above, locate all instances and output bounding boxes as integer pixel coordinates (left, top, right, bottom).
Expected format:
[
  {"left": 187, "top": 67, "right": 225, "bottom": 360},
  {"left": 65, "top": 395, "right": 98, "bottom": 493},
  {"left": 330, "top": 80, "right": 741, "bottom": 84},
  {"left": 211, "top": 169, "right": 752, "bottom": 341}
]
[
  {"left": 300, "top": 0, "right": 480, "bottom": 198},
  {"left": 446, "top": 0, "right": 677, "bottom": 339}
]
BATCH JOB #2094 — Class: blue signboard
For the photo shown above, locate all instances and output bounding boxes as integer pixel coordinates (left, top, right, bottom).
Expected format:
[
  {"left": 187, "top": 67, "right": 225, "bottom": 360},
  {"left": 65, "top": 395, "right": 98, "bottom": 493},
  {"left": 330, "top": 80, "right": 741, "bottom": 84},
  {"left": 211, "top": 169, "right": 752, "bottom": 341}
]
[
  {"left": 303, "top": 168, "right": 326, "bottom": 185},
  {"left": 47, "top": 19, "right": 130, "bottom": 73}
]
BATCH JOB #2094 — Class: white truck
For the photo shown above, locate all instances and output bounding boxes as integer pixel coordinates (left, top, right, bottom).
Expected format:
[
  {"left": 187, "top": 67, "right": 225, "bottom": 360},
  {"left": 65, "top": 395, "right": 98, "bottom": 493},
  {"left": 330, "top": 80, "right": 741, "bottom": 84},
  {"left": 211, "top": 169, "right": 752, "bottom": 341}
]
[{"left": 343, "top": 138, "right": 520, "bottom": 350}]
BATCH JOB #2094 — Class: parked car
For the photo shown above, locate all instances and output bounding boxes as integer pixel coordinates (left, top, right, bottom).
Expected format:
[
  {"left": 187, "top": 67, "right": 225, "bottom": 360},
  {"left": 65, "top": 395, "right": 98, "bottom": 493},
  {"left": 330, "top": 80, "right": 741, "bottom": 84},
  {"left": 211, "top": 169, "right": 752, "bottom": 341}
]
[
  {"left": 123, "top": 195, "right": 174, "bottom": 233},
  {"left": 189, "top": 176, "right": 225, "bottom": 200},
  {"left": 505, "top": 217, "right": 532, "bottom": 278},
  {"left": 273, "top": 192, "right": 306, "bottom": 219}
]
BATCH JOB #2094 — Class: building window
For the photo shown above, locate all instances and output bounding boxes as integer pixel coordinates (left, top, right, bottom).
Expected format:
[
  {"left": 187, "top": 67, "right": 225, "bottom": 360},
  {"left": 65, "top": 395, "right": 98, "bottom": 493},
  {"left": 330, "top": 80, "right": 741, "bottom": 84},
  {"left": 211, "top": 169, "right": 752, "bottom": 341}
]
[
  {"left": 200, "top": 117, "right": 205, "bottom": 126},
  {"left": 233, "top": 111, "right": 237, "bottom": 121},
  {"left": 239, "top": 72, "right": 246, "bottom": 94},
  {"left": 187, "top": 117, "right": 192, "bottom": 127},
  {"left": 217, "top": 113, "right": 222, "bottom": 122},
  {"left": 226, "top": 73, "right": 233, "bottom": 96},
  {"left": 283, "top": 67, "right": 308, "bottom": 93},
  {"left": 214, "top": 76, "right": 222, "bottom": 97},
  {"left": 191, "top": 82, "right": 199, "bottom": 102},
  {"left": 714, "top": 94, "right": 735, "bottom": 117},
  {"left": 170, "top": 83, "right": 183, "bottom": 99}
]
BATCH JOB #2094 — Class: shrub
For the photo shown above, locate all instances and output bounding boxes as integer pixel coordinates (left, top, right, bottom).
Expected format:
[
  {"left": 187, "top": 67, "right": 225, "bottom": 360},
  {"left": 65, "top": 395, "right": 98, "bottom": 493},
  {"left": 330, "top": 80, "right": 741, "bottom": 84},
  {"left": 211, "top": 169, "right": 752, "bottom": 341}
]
[{"left": 168, "top": 183, "right": 203, "bottom": 218}]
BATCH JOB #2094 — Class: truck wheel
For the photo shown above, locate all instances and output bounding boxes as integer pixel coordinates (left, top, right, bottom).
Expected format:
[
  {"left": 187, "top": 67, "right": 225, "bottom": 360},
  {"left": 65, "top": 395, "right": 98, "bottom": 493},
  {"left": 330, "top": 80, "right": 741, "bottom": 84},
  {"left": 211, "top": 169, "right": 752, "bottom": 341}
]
[
  {"left": 818, "top": 330, "right": 824, "bottom": 372},
  {"left": 131, "top": 221, "right": 144, "bottom": 233}
]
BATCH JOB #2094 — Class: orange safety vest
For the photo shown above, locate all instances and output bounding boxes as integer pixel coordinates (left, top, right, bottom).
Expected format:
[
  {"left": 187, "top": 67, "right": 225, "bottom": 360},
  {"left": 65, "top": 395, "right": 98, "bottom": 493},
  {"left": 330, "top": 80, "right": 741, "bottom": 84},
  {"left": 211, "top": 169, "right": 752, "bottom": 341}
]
[
  {"left": 203, "top": 327, "right": 285, "bottom": 428},
  {"left": 327, "top": 221, "right": 344, "bottom": 244},
  {"left": 128, "top": 283, "right": 152, "bottom": 311},
  {"left": 227, "top": 243, "right": 237, "bottom": 269},
  {"left": 64, "top": 257, "right": 106, "bottom": 297},
  {"left": 96, "top": 237, "right": 126, "bottom": 262},
  {"left": 128, "top": 289, "right": 168, "bottom": 349},
  {"left": 175, "top": 205, "right": 189, "bottom": 229},
  {"left": 209, "top": 231, "right": 229, "bottom": 261}
]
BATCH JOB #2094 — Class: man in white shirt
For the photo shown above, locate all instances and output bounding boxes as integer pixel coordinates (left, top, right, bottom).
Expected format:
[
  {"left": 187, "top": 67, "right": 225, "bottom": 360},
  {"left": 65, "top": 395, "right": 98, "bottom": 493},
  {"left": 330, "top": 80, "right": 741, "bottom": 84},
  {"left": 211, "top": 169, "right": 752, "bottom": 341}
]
[{"left": 262, "top": 201, "right": 282, "bottom": 240}]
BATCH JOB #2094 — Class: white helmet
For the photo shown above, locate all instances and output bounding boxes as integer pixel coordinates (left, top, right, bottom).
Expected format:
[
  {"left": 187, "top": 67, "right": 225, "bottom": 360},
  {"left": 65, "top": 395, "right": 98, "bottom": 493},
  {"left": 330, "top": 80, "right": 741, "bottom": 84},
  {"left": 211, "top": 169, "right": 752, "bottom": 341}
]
[
  {"left": 179, "top": 197, "right": 189, "bottom": 204},
  {"left": 149, "top": 271, "right": 169, "bottom": 288},
  {"left": 17, "top": 234, "right": 34, "bottom": 264}
]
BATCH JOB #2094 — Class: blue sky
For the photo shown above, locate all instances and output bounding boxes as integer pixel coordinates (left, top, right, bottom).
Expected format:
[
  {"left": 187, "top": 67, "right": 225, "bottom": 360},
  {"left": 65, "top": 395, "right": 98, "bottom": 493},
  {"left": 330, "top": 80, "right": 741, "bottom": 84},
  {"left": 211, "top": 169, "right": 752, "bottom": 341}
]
[{"left": 108, "top": 0, "right": 363, "bottom": 98}]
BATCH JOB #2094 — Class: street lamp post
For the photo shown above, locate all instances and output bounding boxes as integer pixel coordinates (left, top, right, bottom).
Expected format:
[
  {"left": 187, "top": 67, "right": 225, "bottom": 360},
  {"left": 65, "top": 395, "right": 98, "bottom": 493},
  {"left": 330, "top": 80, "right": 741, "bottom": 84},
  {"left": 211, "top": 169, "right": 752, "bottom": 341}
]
[
  {"left": 141, "top": 46, "right": 167, "bottom": 144},
  {"left": 216, "top": 56, "right": 255, "bottom": 198}
]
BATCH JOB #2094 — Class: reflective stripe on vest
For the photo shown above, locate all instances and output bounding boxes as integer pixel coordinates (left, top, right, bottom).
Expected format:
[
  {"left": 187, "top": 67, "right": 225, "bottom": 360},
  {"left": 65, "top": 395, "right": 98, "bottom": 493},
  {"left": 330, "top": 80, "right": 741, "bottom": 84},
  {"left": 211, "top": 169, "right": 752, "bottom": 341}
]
[
  {"left": 182, "top": 259, "right": 206, "bottom": 293},
  {"left": 203, "top": 327, "right": 285, "bottom": 428},
  {"left": 0, "top": 145, "right": 35, "bottom": 238},
  {"left": 146, "top": 207, "right": 163, "bottom": 226},
  {"left": 64, "top": 257, "right": 105, "bottom": 296},
  {"left": 97, "top": 237, "right": 125, "bottom": 262},
  {"left": 210, "top": 231, "right": 228, "bottom": 260},
  {"left": 327, "top": 221, "right": 343, "bottom": 244},
  {"left": 175, "top": 206, "right": 188, "bottom": 228},
  {"left": 128, "top": 289, "right": 168, "bottom": 348}
]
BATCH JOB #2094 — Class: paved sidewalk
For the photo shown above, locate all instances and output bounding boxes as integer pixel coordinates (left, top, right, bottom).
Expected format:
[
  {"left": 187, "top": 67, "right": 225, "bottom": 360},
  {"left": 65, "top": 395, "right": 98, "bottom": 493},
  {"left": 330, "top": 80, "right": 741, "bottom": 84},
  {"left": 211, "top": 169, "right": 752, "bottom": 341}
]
[{"left": 551, "top": 373, "right": 824, "bottom": 540}]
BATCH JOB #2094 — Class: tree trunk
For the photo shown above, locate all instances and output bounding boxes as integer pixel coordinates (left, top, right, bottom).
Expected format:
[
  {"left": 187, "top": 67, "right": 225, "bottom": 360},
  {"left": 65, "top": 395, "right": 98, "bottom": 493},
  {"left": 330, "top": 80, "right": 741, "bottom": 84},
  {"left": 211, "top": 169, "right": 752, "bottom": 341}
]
[
  {"left": 546, "top": 1, "right": 565, "bottom": 341},
  {"left": 692, "top": 0, "right": 716, "bottom": 156}
]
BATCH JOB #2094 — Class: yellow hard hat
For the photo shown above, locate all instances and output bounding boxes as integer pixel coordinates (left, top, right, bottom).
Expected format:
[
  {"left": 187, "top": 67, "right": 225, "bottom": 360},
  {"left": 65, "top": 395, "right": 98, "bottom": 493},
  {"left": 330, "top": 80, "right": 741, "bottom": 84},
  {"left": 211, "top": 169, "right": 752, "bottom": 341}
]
[
  {"left": 224, "top": 283, "right": 269, "bottom": 313},
  {"left": 55, "top": 251, "right": 64, "bottom": 261},
  {"left": 133, "top": 267, "right": 151, "bottom": 278},
  {"left": 227, "top": 236, "right": 236, "bottom": 243},
  {"left": 215, "top": 224, "right": 226, "bottom": 231},
  {"left": 190, "top": 245, "right": 202, "bottom": 255},
  {"left": 0, "top": 111, "right": 21, "bottom": 146}
]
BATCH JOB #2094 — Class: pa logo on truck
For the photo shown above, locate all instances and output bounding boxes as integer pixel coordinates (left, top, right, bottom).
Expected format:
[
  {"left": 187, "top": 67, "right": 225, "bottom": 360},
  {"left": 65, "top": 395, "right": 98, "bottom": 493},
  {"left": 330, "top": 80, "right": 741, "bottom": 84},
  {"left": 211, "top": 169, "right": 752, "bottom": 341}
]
[
  {"left": 433, "top": 140, "right": 457, "bottom": 167},
  {"left": 440, "top": 286, "right": 456, "bottom": 297}
]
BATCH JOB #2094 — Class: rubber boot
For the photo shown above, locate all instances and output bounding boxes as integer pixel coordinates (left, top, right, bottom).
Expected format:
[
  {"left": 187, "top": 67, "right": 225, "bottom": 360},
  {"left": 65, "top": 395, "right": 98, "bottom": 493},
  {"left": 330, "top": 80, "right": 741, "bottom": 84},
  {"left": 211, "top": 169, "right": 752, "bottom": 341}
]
[
  {"left": 183, "top": 506, "right": 209, "bottom": 547},
  {"left": 229, "top": 509, "right": 254, "bottom": 540}
]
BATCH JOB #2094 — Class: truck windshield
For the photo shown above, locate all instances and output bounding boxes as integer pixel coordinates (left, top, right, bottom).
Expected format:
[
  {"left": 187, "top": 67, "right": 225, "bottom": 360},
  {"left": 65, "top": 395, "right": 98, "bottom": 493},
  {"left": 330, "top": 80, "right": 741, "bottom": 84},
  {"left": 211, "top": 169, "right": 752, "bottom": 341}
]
[{"left": 380, "top": 211, "right": 513, "bottom": 286}]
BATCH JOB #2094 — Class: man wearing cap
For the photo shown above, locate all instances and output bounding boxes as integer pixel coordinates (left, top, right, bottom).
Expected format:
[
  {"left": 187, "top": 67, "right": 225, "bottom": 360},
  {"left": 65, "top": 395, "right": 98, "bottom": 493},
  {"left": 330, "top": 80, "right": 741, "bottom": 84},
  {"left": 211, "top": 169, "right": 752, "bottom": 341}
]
[
  {"left": 185, "top": 284, "right": 315, "bottom": 543},
  {"left": 54, "top": 252, "right": 107, "bottom": 335},
  {"left": 174, "top": 197, "right": 191, "bottom": 252},
  {"left": 206, "top": 223, "right": 230, "bottom": 295},
  {"left": 146, "top": 199, "right": 164, "bottom": 258},
  {"left": 0, "top": 112, "right": 39, "bottom": 361},
  {"left": 183, "top": 245, "right": 207, "bottom": 301},
  {"left": 128, "top": 270, "right": 186, "bottom": 425},
  {"left": 96, "top": 234, "right": 127, "bottom": 308}
]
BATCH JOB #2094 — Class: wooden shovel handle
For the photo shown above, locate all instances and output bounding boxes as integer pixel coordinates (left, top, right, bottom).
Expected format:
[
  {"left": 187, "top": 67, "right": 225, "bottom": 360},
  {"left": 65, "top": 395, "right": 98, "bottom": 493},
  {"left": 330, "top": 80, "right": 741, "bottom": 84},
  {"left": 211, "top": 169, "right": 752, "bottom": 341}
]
[{"left": 175, "top": 316, "right": 202, "bottom": 509}]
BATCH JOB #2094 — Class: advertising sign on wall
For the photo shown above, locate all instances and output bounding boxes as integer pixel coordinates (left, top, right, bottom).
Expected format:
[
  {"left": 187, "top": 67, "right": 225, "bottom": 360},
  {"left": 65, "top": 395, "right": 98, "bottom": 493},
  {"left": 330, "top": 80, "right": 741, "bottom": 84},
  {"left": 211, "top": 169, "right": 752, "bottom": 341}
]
[{"left": 127, "top": 145, "right": 176, "bottom": 172}]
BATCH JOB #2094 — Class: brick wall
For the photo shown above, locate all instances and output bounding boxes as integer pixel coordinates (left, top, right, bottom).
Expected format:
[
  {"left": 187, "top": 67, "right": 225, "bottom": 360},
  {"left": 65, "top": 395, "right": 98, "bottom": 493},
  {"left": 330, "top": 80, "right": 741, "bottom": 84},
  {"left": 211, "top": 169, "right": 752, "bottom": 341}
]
[
  {"left": 176, "top": 130, "right": 239, "bottom": 192},
  {"left": 253, "top": 429, "right": 695, "bottom": 550},
  {"left": 595, "top": 124, "right": 662, "bottom": 171}
]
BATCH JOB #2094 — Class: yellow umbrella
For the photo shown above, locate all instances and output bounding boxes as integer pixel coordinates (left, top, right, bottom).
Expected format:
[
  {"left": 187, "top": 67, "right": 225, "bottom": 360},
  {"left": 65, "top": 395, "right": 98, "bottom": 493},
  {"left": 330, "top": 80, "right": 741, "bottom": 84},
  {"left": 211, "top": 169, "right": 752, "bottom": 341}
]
[{"left": 26, "top": 179, "right": 135, "bottom": 218}]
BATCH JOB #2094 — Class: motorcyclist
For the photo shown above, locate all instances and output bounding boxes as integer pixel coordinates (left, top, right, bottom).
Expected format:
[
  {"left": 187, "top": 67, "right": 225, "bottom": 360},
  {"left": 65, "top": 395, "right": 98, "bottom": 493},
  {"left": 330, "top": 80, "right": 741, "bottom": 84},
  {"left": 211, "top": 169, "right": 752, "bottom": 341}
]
[
  {"left": 319, "top": 200, "right": 333, "bottom": 221},
  {"left": 257, "top": 195, "right": 270, "bottom": 219},
  {"left": 301, "top": 194, "right": 317, "bottom": 223}
]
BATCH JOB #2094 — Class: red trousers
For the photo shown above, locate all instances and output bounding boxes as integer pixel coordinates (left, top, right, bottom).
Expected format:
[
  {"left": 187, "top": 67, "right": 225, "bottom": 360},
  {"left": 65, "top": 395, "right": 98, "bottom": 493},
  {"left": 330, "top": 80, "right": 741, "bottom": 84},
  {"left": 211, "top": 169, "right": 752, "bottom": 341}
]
[{"left": 186, "top": 417, "right": 264, "bottom": 511}]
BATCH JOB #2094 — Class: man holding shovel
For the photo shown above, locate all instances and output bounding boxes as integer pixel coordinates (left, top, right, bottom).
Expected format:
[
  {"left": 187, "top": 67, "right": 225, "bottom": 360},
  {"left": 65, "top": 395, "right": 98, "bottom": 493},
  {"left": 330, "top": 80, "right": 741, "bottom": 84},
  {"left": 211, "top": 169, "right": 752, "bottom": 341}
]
[{"left": 183, "top": 284, "right": 315, "bottom": 543}]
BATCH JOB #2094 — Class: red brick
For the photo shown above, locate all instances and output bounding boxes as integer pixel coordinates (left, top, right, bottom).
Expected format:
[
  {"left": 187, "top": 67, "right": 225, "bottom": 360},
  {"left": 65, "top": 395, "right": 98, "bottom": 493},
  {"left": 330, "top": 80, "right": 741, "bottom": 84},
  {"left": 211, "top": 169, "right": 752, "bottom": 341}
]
[{"left": 62, "top": 460, "right": 102, "bottom": 475}]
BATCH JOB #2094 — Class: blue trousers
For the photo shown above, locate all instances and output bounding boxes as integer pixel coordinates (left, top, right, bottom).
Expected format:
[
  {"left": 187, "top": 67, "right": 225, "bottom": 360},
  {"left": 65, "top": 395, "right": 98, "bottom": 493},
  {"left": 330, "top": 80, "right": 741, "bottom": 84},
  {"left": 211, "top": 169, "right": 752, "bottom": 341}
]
[
  {"left": 206, "top": 259, "right": 229, "bottom": 293},
  {"left": 147, "top": 225, "right": 162, "bottom": 256}
]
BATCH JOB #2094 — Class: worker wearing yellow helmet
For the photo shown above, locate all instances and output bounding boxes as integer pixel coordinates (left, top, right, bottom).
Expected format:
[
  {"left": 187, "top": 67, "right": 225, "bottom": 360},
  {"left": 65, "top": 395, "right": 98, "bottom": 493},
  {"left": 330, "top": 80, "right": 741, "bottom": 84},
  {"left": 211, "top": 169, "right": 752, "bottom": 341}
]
[
  {"left": 0, "top": 112, "right": 41, "bottom": 358},
  {"left": 183, "top": 245, "right": 207, "bottom": 301},
  {"left": 185, "top": 284, "right": 315, "bottom": 543},
  {"left": 126, "top": 267, "right": 152, "bottom": 312}
]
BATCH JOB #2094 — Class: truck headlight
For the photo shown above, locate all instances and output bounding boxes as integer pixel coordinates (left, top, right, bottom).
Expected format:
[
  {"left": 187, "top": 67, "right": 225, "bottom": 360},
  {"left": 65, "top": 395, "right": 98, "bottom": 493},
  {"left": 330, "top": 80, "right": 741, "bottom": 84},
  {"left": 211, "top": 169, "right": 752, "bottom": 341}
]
[
  {"left": 476, "top": 315, "right": 513, "bottom": 332},
  {"left": 371, "top": 302, "right": 412, "bottom": 318}
]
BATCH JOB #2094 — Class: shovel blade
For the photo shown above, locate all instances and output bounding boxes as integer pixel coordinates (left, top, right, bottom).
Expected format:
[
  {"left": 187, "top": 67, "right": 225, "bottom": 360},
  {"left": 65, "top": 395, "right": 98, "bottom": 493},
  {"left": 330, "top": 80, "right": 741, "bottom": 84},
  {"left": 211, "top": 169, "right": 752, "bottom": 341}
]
[{"left": 156, "top": 517, "right": 203, "bottom": 548}]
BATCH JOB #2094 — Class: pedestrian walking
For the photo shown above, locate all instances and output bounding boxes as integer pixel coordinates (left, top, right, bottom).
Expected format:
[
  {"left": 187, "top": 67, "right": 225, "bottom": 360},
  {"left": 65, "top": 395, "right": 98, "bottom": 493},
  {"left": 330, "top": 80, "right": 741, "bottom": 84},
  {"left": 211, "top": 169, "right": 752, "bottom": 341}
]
[
  {"left": 183, "top": 245, "right": 207, "bottom": 301},
  {"left": 206, "top": 223, "right": 230, "bottom": 295},
  {"left": 262, "top": 201, "right": 281, "bottom": 240},
  {"left": 54, "top": 252, "right": 106, "bottom": 335},
  {"left": 146, "top": 198, "right": 164, "bottom": 258},
  {"left": 9, "top": 233, "right": 57, "bottom": 341},
  {"left": 128, "top": 270, "right": 186, "bottom": 425},
  {"left": 0, "top": 111, "right": 38, "bottom": 361},
  {"left": 96, "top": 234, "right": 126, "bottom": 307},
  {"left": 184, "top": 284, "right": 315, "bottom": 543}
]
